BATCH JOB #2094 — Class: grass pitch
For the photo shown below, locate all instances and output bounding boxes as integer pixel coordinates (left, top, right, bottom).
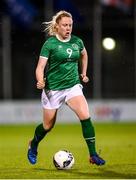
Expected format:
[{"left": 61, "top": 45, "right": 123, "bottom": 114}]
[{"left": 0, "top": 122, "right": 136, "bottom": 179}]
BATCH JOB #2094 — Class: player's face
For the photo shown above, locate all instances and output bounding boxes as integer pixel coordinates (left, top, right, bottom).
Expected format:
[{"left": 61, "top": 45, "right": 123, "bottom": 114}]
[{"left": 56, "top": 17, "right": 73, "bottom": 40}]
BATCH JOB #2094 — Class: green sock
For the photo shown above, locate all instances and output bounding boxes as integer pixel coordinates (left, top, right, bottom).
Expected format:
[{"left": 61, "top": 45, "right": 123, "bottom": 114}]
[
  {"left": 80, "top": 118, "right": 97, "bottom": 156},
  {"left": 31, "top": 123, "right": 49, "bottom": 150}
]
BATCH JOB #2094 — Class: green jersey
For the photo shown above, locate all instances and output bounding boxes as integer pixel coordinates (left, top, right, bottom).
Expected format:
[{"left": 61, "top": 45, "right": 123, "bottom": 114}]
[{"left": 40, "top": 35, "right": 84, "bottom": 90}]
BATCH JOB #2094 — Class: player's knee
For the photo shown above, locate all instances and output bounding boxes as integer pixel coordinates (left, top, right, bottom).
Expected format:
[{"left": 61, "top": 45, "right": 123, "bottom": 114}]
[
  {"left": 43, "top": 121, "right": 55, "bottom": 132},
  {"left": 78, "top": 112, "right": 90, "bottom": 120},
  {"left": 75, "top": 107, "right": 90, "bottom": 120}
]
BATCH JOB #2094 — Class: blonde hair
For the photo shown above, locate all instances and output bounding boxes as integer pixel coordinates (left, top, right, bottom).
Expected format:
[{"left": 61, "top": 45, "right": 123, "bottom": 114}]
[{"left": 42, "top": 10, "right": 72, "bottom": 36}]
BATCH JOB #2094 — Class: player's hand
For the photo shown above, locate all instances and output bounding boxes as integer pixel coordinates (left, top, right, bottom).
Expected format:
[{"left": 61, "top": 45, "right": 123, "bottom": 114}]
[
  {"left": 36, "top": 79, "right": 45, "bottom": 89},
  {"left": 80, "top": 74, "right": 89, "bottom": 83}
]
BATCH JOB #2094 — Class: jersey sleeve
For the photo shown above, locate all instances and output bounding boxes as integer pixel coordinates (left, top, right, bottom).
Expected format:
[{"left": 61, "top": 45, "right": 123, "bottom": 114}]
[
  {"left": 40, "top": 41, "right": 50, "bottom": 59},
  {"left": 78, "top": 38, "right": 85, "bottom": 52}
]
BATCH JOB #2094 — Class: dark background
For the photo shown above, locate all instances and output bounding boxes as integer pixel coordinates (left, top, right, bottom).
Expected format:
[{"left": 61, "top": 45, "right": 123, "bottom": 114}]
[{"left": 0, "top": 0, "right": 135, "bottom": 100}]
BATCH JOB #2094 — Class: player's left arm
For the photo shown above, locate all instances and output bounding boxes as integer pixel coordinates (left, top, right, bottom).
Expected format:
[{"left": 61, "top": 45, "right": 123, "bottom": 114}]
[{"left": 80, "top": 47, "right": 89, "bottom": 83}]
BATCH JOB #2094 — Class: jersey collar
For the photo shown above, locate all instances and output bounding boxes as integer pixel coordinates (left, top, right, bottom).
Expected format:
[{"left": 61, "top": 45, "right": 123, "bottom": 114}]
[{"left": 56, "top": 34, "right": 71, "bottom": 42}]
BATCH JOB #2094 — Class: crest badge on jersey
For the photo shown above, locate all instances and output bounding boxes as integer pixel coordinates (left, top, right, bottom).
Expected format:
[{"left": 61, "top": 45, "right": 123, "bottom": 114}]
[{"left": 72, "top": 44, "right": 79, "bottom": 50}]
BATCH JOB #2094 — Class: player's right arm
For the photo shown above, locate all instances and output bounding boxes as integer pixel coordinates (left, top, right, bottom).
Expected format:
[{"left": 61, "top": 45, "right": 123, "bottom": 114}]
[{"left": 35, "top": 56, "right": 48, "bottom": 89}]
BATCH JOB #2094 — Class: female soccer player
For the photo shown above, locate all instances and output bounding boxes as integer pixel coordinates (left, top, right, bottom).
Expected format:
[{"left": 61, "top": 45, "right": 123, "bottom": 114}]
[{"left": 27, "top": 10, "right": 105, "bottom": 166}]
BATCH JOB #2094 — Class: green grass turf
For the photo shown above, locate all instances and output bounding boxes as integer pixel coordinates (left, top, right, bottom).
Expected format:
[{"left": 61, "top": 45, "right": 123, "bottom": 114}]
[{"left": 0, "top": 122, "right": 136, "bottom": 179}]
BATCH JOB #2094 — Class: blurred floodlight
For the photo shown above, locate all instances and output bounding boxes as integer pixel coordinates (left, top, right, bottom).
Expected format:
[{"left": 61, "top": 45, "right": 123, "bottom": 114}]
[{"left": 102, "top": 37, "right": 116, "bottom": 50}]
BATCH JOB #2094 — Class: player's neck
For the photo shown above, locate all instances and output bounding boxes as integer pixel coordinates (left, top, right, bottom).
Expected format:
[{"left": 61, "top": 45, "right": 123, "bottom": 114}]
[{"left": 56, "top": 34, "right": 71, "bottom": 42}]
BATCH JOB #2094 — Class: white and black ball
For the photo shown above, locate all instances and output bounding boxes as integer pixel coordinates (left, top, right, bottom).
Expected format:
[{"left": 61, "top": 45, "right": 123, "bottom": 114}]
[{"left": 53, "top": 150, "right": 75, "bottom": 170}]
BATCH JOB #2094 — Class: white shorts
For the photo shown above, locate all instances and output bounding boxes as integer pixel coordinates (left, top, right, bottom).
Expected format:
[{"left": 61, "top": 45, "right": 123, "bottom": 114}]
[{"left": 41, "top": 84, "right": 83, "bottom": 109}]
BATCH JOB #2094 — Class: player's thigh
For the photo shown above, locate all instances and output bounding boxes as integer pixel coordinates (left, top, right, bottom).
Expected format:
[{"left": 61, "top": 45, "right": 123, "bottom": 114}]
[
  {"left": 43, "top": 108, "right": 58, "bottom": 130},
  {"left": 66, "top": 95, "right": 90, "bottom": 120}
]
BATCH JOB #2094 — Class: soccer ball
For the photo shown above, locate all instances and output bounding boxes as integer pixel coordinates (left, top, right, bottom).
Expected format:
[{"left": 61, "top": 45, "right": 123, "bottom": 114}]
[{"left": 53, "top": 150, "right": 75, "bottom": 170}]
